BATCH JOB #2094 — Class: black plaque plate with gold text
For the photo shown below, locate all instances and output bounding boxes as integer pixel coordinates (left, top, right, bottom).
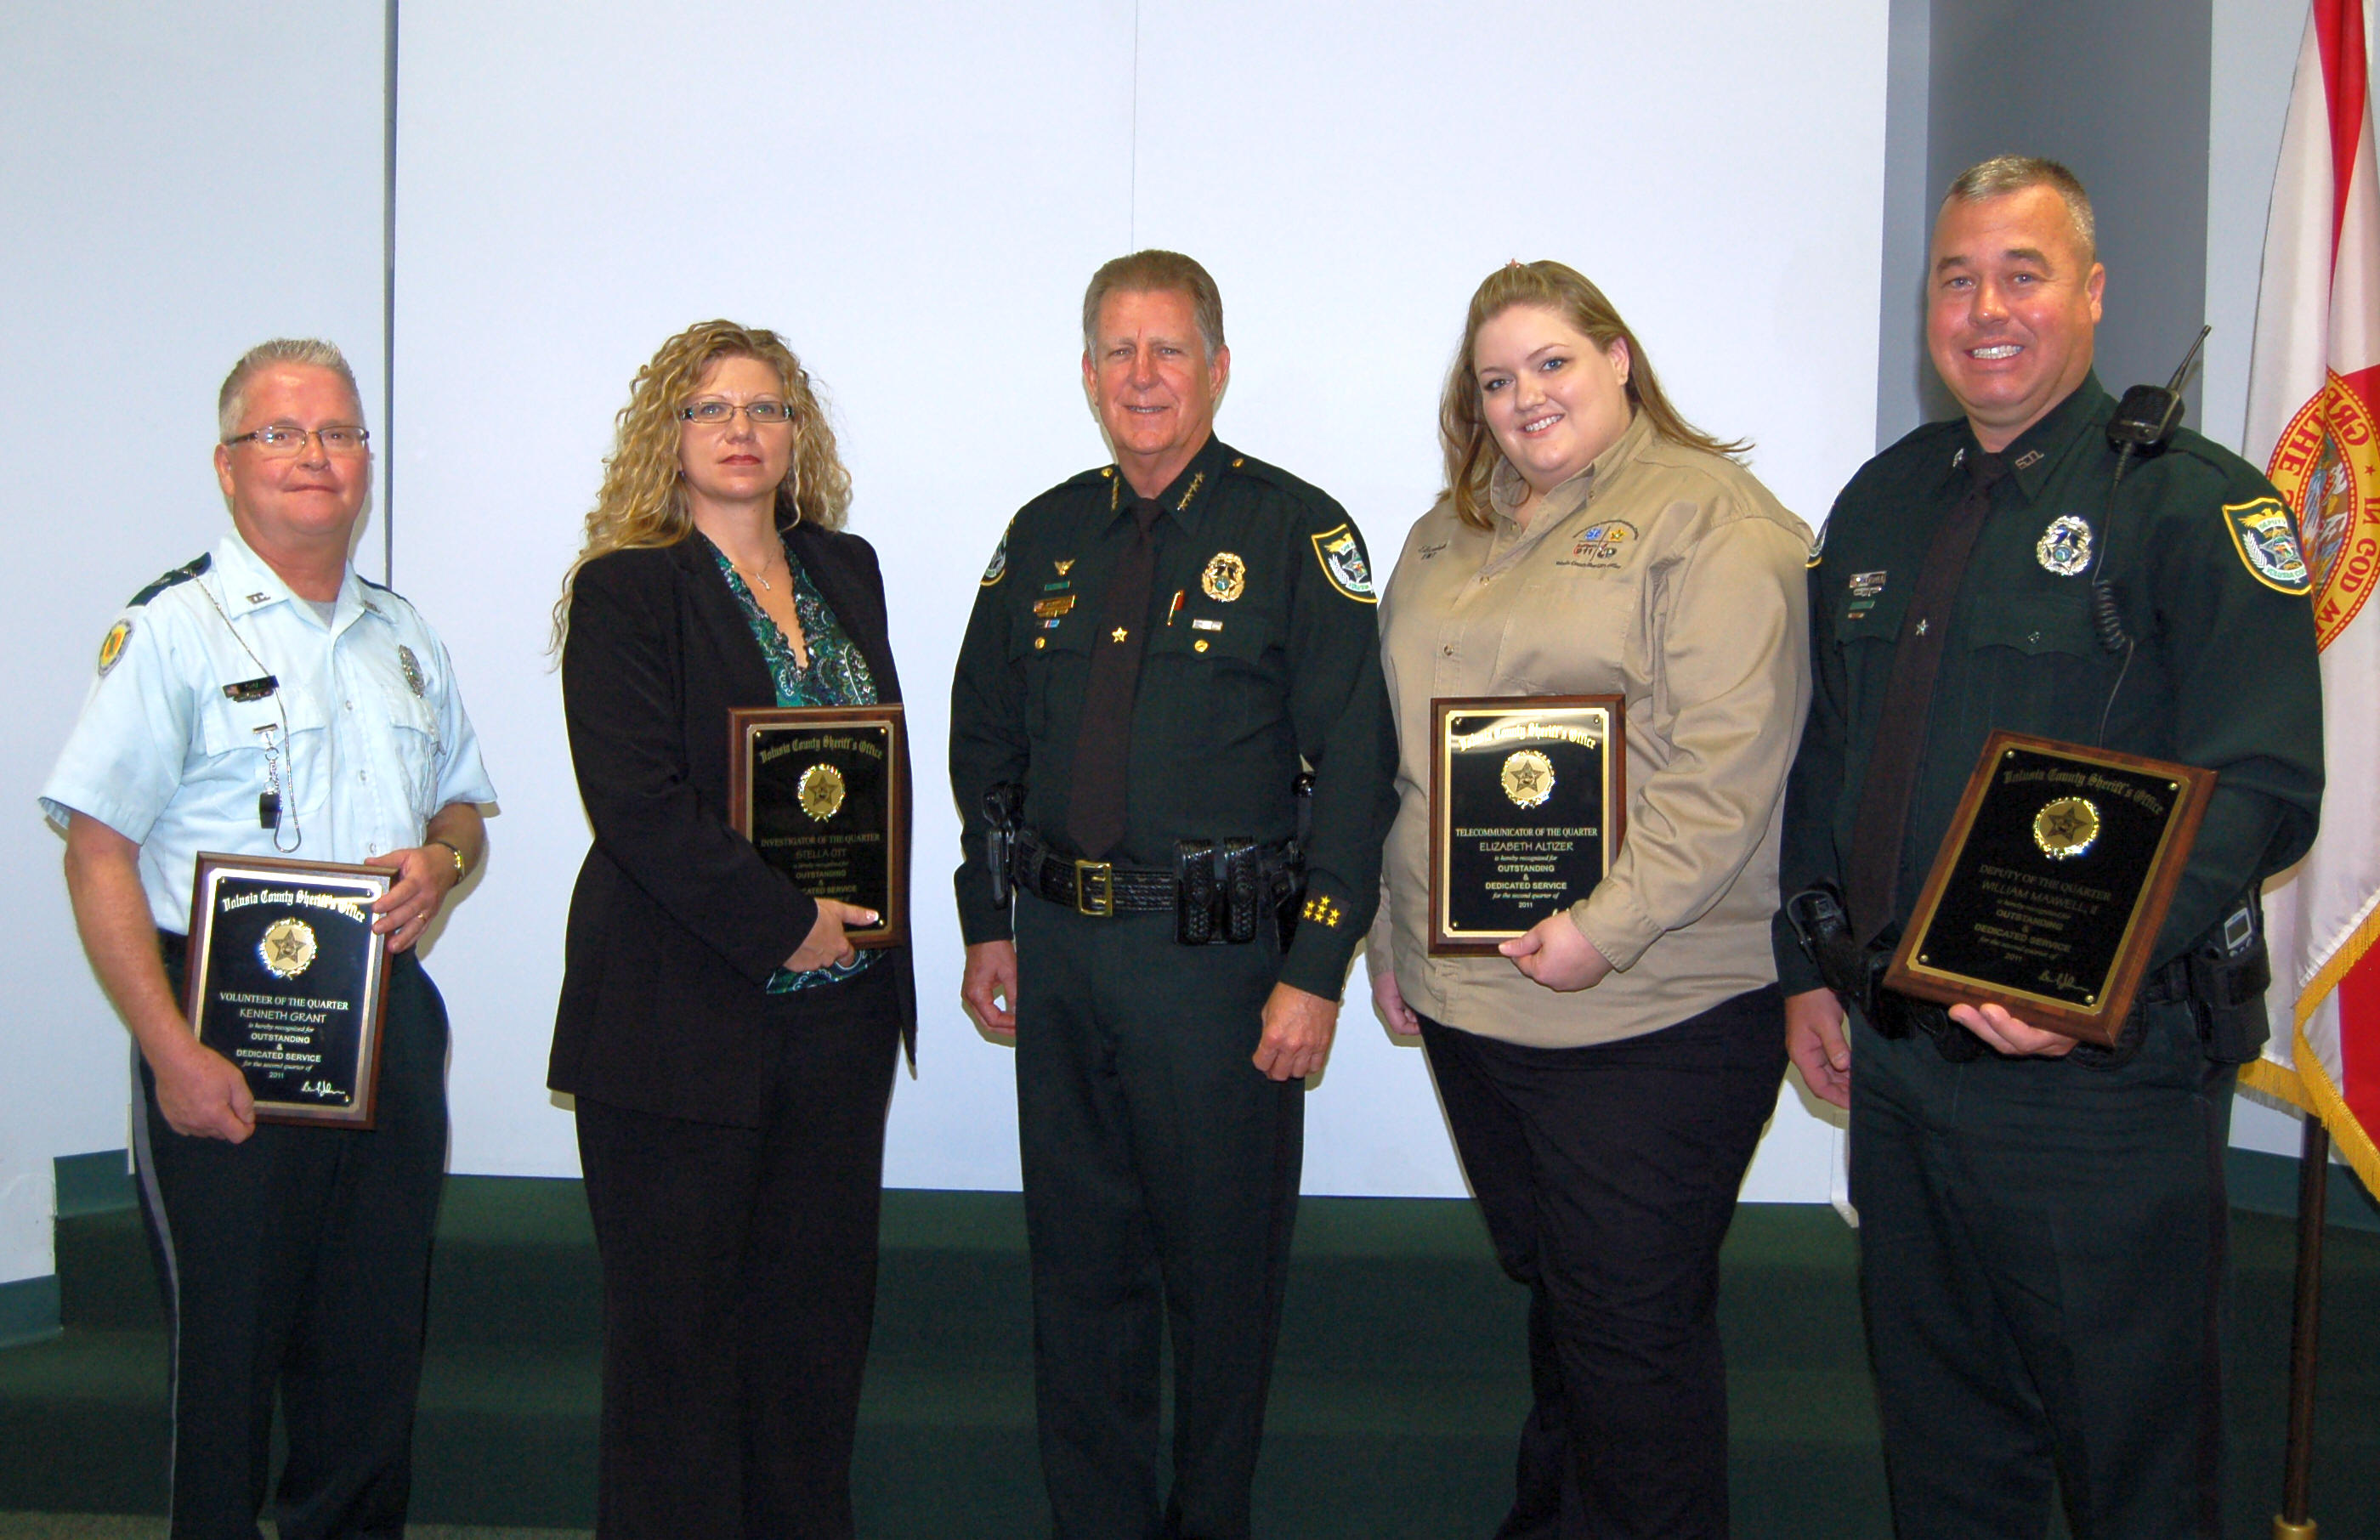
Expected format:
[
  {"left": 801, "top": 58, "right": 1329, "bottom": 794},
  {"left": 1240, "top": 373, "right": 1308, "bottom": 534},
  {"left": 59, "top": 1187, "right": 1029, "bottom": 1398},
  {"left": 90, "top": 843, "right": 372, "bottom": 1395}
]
[
  {"left": 1428, "top": 696, "right": 1625, "bottom": 956},
  {"left": 728, "top": 704, "right": 908, "bottom": 948},
  {"left": 184, "top": 853, "right": 392, "bottom": 1128},
  {"left": 1884, "top": 732, "right": 2213, "bottom": 1045}
]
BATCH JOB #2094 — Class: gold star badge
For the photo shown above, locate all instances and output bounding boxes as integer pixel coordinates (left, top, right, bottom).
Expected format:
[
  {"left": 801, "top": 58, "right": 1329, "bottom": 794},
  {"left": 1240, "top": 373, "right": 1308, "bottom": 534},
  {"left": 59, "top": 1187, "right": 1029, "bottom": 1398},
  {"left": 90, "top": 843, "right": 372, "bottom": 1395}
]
[{"left": 1112, "top": 626, "right": 1128, "bottom": 643}]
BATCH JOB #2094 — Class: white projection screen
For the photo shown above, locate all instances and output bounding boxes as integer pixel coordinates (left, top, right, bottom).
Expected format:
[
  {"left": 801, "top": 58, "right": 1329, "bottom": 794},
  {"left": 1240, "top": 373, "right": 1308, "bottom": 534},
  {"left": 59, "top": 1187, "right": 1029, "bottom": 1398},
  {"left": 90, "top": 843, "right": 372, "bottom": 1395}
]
[{"left": 392, "top": 1, "right": 1890, "bottom": 1197}]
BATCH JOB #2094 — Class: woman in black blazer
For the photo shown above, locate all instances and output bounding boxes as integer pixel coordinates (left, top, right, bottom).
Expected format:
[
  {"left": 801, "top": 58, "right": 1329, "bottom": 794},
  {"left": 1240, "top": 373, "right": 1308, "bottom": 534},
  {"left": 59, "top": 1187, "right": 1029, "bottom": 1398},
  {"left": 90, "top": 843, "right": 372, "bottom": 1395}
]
[{"left": 550, "top": 320, "right": 915, "bottom": 1540}]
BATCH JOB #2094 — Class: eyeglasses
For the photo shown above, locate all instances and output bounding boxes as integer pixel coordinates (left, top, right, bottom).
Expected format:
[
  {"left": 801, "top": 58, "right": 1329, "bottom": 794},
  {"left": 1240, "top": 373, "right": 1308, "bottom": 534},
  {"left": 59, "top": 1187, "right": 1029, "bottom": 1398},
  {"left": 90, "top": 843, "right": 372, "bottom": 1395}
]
[
  {"left": 223, "top": 424, "right": 371, "bottom": 457},
  {"left": 679, "top": 399, "right": 796, "bottom": 427}
]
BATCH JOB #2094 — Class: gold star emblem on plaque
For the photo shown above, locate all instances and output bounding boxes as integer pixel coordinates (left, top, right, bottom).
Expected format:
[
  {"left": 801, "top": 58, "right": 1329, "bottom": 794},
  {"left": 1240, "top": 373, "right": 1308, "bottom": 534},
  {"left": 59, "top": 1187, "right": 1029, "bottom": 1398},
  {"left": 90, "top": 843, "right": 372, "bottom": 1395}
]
[
  {"left": 797, "top": 762, "right": 847, "bottom": 822},
  {"left": 2032, "top": 796, "right": 2100, "bottom": 860},
  {"left": 1500, "top": 750, "right": 1555, "bottom": 808},
  {"left": 258, "top": 918, "right": 318, "bottom": 980}
]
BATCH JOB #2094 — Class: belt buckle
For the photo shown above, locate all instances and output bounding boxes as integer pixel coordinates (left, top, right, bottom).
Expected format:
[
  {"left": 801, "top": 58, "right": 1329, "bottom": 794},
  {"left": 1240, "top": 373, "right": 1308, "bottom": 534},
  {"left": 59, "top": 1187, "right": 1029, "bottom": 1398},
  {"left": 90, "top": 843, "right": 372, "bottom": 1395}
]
[{"left": 1072, "top": 859, "right": 1114, "bottom": 917}]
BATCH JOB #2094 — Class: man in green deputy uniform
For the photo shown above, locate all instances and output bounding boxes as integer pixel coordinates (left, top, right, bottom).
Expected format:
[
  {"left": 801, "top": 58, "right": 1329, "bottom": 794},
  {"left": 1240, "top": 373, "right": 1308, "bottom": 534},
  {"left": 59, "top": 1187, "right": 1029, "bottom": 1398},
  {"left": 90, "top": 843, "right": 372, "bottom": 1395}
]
[
  {"left": 1775, "top": 157, "right": 2323, "bottom": 1538},
  {"left": 950, "top": 250, "right": 1397, "bottom": 1539}
]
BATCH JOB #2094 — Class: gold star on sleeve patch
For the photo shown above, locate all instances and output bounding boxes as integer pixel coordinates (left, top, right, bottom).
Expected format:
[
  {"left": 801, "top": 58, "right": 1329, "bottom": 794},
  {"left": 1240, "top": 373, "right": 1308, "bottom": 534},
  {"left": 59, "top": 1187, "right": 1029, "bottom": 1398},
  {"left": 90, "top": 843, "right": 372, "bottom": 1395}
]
[{"left": 1300, "top": 894, "right": 1344, "bottom": 928}]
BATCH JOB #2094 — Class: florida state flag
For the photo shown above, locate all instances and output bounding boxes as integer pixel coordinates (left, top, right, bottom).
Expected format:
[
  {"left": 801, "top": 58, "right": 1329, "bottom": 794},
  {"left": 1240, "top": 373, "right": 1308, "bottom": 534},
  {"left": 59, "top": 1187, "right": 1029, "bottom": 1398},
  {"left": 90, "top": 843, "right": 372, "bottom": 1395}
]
[{"left": 2240, "top": 0, "right": 2380, "bottom": 1195}]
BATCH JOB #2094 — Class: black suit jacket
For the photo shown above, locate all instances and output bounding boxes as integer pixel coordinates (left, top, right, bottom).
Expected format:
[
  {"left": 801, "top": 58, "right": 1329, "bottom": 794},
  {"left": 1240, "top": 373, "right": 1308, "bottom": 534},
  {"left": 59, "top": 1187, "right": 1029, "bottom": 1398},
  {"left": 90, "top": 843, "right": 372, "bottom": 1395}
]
[{"left": 548, "top": 523, "right": 917, "bottom": 1125}]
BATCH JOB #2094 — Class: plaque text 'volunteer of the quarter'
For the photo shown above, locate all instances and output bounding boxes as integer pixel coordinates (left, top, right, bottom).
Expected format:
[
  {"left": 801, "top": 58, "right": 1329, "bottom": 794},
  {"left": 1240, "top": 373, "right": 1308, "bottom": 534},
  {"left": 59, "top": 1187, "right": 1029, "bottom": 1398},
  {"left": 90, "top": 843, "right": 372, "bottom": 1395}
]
[
  {"left": 1429, "top": 696, "right": 1625, "bottom": 956},
  {"left": 184, "top": 853, "right": 393, "bottom": 1128},
  {"left": 1884, "top": 732, "right": 2213, "bottom": 1045},
  {"left": 728, "top": 704, "right": 909, "bottom": 948}
]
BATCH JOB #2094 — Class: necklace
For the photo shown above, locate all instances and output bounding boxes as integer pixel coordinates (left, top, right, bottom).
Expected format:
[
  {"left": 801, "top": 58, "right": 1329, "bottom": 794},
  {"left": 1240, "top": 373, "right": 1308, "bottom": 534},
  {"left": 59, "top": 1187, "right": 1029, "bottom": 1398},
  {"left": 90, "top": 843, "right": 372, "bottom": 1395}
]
[{"left": 730, "top": 552, "right": 782, "bottom": 592}]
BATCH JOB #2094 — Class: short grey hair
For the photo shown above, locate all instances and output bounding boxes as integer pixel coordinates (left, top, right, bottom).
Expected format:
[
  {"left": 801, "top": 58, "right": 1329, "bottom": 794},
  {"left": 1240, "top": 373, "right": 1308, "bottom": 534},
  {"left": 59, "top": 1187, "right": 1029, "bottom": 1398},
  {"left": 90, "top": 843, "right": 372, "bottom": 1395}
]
[
  {"left": 1942, "top": 156, "right": 2097, "bottom": 264},
  {"left": 217, "top": 338, "right": 363, "bottom": 439},
  {"left": 1081, "top": 250, "right": 1226, "bottom": 360}
]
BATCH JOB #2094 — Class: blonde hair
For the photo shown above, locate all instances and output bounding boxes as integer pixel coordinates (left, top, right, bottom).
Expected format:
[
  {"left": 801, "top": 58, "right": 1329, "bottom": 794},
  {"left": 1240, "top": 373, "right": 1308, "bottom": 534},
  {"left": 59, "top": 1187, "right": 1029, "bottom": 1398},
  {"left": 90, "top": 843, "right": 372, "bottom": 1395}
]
[
  {"left": 1438, "top": 262, "right": 1747, "bottom": 529},
  {"left": 554, "top": 320, "right": 851, "bottom": 651}
]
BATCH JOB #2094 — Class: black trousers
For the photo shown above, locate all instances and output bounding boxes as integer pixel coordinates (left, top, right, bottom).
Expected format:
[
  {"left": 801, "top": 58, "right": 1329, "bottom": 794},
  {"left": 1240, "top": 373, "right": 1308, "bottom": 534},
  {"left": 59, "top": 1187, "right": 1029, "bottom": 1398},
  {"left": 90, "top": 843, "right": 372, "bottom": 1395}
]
[
  {"left": 135, "top": 944, "right": 450, "bottom": 1540},
  {"left": 575, "top": 960, "right": 901, "bottom": 1540},
  {"left": 1012, "top": 895, "right": 1305, "bottom": 1540},
  {"left": 1419, "top": 987, "right": 1786, "bottom": 1540},
  {"left": 1850, "top": 997, "right": 2232, "bottom": 1539}
]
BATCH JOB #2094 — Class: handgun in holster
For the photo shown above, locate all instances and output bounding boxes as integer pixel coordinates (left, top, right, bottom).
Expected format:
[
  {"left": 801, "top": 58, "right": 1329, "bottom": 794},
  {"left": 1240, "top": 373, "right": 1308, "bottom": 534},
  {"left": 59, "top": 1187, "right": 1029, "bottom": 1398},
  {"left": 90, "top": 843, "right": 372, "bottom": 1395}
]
[{"left": 983, "top": 783, "right": 1025, "bottom": 907}]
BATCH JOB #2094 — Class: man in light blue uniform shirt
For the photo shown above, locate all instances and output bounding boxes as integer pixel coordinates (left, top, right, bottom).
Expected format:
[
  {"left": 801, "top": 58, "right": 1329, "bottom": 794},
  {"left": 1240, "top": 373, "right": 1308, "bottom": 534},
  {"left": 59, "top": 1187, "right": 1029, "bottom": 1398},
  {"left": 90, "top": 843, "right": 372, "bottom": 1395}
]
[{"left": 41, "top": 338, "right": 495, "bottom": 1540}]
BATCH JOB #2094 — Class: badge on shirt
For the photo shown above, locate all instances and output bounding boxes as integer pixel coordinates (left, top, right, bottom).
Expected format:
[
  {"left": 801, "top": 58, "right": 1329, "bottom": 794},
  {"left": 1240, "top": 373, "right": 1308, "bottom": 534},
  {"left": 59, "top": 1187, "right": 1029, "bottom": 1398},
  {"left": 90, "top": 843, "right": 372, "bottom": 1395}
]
[
  {"left": 1202, "top": 551, "right": 1248, "bottom": 603},
  {"left": 1561, "top": 521, "right": 1638, "bottom": 570},
  {"left": 96, "top": 620, "right": 133, "bottom": 677},
  {"left": 2035, "top": 515, "right": 2093, "bottom": 576},
  {"left": 397, "top": 644, "right": 426, "bottom": 696},
  {"left": 979, "top": 528, "right": 1010, "bottom": 588},
  {"left": 1309, "top": 526, "right": 1376, "bottom": 602},
  {"left": 2224, "top": 497, "right": 2313, "bottom": 594}
]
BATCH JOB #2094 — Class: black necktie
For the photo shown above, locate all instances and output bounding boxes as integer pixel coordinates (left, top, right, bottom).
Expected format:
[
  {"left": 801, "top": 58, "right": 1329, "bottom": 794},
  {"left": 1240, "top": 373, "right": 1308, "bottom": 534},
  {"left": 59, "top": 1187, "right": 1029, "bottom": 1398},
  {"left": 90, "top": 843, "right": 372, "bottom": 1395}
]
[
  {"left": 1065, "top": 496, "right": 1164, "bottom": 859},
  {"left": 1845, "top": 450, "right": 2010, "bottom": 946}
]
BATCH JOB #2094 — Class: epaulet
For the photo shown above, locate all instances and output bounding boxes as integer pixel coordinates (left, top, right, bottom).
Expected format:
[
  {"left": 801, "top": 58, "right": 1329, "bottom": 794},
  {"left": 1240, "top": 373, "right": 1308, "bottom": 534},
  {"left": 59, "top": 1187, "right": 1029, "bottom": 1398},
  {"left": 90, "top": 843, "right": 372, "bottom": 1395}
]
[
  {"left": 1222, "top": 451, "right": 1339, "bottom": 522},
  {"left": 128, "top": 552, "right": 210, "bottom": 609},
  {"left": 356, "top": 571, "right": 416, "bottom": 606},
  {"left": 2155, "top": 427, "right": 2262, "bottom": 485}
]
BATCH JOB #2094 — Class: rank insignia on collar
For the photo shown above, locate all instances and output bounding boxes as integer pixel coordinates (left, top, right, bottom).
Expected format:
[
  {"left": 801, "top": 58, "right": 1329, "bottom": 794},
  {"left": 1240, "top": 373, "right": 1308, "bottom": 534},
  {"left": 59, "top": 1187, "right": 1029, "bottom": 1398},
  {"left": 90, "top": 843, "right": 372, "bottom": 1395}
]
[
  {"left": 1310, "top": 525, "right": 1377, "bottom": 602},
  {"left": 2014, "top": 449, "right": 2044, "bottom": 470},
  {"left": 2035, "top": 515, "right": 2093, "bottom": 576},
  {"left": 246, "top": 592, "right": 271, "bottom": 604},
  {"left": 1202, "top": 551, "right": 1247, "bottom": 603},
  {"left": 97, "top": 619, "right": 132, "bottom": 677},
  {"left": 2224, "top": 497, "right": 2312, "bottom": 594},
  {"left": 398, "top": 644, "right": 427, "bottom": 696},
  {"left": 979, "top": 528, "right": 1010, "bottom": 587}
]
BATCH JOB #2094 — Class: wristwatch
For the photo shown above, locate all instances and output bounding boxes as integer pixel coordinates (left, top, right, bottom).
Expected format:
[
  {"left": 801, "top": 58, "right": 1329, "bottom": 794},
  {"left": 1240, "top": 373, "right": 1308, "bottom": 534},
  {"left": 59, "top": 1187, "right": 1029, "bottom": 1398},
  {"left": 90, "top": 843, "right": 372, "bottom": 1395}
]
[{"left": 428, "top": 838, "right": 468, "bottom": 881}]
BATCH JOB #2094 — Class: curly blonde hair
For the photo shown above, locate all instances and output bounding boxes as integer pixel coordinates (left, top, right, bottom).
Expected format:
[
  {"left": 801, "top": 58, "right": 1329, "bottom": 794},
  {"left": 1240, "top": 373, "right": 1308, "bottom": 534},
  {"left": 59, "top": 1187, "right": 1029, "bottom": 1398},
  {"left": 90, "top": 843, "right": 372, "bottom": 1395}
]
[
  {"left": 1439, "top": 262, "right": 1747, "bottom": 529},
  {"left": 554, "top": 320, "right": 852, "bottom": 650}
]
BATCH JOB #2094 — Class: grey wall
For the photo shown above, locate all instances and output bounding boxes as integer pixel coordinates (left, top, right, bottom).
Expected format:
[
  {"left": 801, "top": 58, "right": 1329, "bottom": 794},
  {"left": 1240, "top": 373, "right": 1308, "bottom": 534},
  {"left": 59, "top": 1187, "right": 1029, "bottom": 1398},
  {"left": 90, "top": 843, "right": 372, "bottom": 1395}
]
[{"left": 1877, "top": 0, "right": 2216, "bottom": 448}]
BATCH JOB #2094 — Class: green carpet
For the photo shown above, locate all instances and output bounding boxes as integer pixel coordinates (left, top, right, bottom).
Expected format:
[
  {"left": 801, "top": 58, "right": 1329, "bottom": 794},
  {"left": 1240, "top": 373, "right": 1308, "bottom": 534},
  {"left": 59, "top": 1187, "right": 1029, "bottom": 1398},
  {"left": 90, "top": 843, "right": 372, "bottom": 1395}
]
[{"left": 3, "top": 1163, "right": 2373, "bottom": 1538}]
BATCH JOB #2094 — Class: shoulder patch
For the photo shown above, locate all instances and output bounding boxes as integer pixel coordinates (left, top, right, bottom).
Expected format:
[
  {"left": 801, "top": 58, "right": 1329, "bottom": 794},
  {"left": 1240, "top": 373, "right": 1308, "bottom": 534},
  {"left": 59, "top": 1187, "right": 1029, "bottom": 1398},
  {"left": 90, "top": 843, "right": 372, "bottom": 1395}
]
[
  {"left": 979, "top": 524, "right": 1011, "bottom": 587},
  {"left": 96, "top": 619, "right": 133, "bottom": 677},
  {"left": 128, "top": 552, "right": 210, "bottom": 609},
  {"left": 1310, "top": 524, "right": 1377, "bottom": 603},
  {"left": 1806, "top": 518, "right": 1828, "bottom": 569},
  {"left": 2223, "top": 497, "right": 2312, "bottom": 595}
]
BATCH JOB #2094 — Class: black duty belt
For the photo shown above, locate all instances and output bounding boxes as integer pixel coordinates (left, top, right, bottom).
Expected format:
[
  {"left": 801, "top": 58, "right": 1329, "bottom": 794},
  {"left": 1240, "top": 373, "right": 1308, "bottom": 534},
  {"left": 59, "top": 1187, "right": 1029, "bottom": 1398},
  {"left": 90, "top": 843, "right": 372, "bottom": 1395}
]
[
  {"left": 1009, "top": 828, "right": 1301, "bottom": 927},
  {"left": 1011, "top": 833, "right": 1178, "bottom": 917}
]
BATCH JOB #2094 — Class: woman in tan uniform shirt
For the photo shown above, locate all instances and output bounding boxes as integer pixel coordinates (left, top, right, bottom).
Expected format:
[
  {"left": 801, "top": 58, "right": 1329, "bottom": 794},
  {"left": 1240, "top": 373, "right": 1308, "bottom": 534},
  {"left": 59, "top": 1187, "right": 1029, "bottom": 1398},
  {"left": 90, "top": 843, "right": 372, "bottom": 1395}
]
[{"left": 1368, "top": 262, "right": 1810, "bottom": 1539}]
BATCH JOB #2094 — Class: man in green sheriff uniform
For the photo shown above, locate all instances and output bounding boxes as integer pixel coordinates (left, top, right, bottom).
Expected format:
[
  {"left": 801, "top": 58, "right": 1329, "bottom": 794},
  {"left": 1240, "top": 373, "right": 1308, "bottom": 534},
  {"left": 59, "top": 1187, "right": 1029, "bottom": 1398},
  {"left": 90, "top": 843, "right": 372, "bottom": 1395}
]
[
  {"left": 950, "top": 250, "right": 1397, "bottom": 1539},
  {"left": 1775, "top": 157, "right": 2323, "bottom": 1538}
]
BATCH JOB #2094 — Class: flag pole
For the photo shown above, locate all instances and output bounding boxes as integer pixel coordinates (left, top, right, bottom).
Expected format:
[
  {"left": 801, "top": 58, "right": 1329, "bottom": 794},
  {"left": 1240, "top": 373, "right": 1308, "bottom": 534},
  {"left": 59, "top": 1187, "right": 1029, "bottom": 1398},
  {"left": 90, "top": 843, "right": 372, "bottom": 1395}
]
[{"left": 2275, "top": 1116, "right": 2331, "bottom": 1540}]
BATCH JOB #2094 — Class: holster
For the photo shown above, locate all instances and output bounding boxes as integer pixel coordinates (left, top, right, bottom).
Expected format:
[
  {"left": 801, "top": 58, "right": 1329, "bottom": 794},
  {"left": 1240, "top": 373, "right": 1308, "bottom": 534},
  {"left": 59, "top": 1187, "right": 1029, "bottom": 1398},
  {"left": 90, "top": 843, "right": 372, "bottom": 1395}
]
[{"left": 983, "top": 783, "right": 1024, "bottom": 907}]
